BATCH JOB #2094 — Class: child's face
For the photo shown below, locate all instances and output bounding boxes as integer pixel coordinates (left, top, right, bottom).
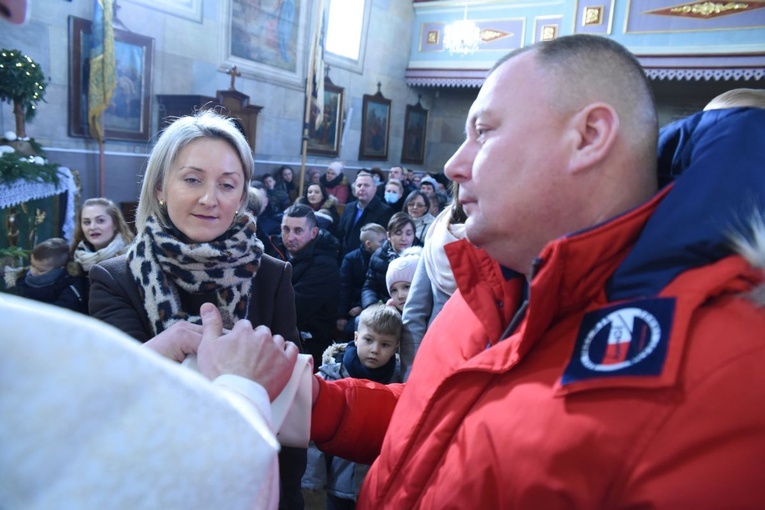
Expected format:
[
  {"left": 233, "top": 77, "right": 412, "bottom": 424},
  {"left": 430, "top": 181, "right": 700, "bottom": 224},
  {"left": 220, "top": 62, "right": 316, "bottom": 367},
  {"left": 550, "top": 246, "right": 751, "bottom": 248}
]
[
  {"left": 364, "top": 234, "right": 386, "bottom": 254},
  {"left": 29, "top": 255, "right": 57, "bottom": 276},
  {"left": 354, "top": 323, "right": 399, "bottom": 370},
  {"left": 389, "top": 281, "right": 411, "bottom": 312}
]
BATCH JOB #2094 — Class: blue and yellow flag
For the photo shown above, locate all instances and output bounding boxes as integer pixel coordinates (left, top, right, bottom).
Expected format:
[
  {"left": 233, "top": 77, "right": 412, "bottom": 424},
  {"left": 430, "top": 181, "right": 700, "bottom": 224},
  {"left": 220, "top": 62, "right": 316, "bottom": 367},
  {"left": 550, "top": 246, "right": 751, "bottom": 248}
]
[{"left": 88, "top": 0, "right": 116, "bottom": 143}]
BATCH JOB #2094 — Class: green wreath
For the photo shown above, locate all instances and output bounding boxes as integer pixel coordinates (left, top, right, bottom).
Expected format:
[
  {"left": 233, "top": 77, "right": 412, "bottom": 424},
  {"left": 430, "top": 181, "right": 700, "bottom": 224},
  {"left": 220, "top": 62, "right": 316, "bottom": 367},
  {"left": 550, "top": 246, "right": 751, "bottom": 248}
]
[{"left": 0, "top": 49, "right": 47, "bottom": 121}]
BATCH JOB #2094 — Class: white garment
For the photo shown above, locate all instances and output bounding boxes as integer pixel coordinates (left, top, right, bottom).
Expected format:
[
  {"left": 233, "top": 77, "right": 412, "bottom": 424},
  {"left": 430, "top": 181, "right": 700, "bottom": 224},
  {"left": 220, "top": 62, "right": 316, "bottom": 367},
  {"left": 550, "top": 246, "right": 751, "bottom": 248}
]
[
  {"left": 422, "top": 207, "right": 465, "bottom": 296},
  {"left": 0, "top": 294, "right": 280, "bottom": 510}
]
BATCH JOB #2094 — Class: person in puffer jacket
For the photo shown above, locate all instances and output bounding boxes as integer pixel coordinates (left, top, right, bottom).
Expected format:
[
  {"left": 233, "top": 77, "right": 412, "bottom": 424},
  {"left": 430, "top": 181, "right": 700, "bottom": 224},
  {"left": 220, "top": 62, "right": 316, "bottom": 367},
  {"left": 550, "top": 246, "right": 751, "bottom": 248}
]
[
  {"left": 302, "top": 304, "right": 401, "bottom": 509},
  {"left": 303, "top": 35, "right": 765, "bottom": 509}
]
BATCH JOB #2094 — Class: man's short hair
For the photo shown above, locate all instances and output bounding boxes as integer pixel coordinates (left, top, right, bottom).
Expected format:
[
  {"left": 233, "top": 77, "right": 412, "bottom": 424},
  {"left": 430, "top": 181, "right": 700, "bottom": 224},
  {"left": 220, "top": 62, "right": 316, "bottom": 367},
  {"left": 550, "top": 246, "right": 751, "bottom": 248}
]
[
  {"left": 283, "top": 203, "right": 316, "bottom": 229},
  {"left": 358, "top": 304, "right": 402, "bottom": 340},
  {"left": 31, "top": 238, "right": 70, "bottom": 268},
  {"left": 355, "top": 170, "right": 374, "bottom": 183},
  {"left": 359, "top": 223, "right": 386, "bottom": 243},
  {"left": 492, "top": 34, "right": 657, "bottom": 163}
]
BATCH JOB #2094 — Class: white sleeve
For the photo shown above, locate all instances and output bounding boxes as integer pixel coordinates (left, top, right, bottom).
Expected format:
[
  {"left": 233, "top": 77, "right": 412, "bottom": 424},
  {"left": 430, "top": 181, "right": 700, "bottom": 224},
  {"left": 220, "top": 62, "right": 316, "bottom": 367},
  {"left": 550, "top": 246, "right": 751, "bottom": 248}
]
[{"left": 0, "top": 294, "right": 280, "bottom": 510}]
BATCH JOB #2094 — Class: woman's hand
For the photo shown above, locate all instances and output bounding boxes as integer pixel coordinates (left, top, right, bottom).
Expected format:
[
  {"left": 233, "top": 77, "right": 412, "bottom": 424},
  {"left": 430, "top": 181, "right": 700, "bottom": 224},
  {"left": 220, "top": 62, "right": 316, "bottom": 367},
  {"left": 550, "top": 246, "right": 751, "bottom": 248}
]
[{"left": 144, "top": 320, "right": 204, "bottom": 362}]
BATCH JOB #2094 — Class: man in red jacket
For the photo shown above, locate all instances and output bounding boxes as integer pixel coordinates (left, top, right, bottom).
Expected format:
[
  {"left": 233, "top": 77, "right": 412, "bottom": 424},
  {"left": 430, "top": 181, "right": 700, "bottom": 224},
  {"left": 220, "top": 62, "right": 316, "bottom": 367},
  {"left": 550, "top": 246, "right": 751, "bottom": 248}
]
[{"left": 291, "top": 35, "right": 765, "bottom": 508}]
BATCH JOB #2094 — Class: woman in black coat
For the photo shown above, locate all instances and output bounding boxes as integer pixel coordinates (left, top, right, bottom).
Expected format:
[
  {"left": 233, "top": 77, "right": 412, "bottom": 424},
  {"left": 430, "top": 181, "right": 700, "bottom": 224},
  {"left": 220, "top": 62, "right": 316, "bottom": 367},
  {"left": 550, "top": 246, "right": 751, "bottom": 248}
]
[{"left": 361, "top": 212, "right": 419, "bottom": 309}]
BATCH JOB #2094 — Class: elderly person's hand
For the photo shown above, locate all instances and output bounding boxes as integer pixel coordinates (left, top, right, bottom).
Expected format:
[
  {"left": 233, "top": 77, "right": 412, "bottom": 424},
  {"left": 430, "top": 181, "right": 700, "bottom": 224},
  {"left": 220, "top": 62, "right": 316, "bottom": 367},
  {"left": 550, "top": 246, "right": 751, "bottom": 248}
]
[
  {"left": 197, "top": 302, "right": 299, "bottom": 401},
  {"left": 144, "top": 320, "right": 204, "bottom": 363}
]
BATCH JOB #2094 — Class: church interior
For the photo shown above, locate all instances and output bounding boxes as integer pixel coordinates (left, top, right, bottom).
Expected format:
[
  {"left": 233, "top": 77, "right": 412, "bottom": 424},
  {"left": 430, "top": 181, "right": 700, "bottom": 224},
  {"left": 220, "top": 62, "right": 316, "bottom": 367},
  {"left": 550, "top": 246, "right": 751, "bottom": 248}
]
[
  {"left": 1, "top": 0, "right": 763, "bottom": 255},
  {"left": 0, "top": 0, "right": 765, "bottom": 508}
]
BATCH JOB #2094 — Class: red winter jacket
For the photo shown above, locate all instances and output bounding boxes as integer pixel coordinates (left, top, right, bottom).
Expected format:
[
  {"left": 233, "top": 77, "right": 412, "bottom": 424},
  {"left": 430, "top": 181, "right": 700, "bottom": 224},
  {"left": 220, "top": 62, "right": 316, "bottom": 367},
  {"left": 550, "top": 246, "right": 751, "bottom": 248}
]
[{"left": 311, "top": 107, "right": 765, "bottom": 508}]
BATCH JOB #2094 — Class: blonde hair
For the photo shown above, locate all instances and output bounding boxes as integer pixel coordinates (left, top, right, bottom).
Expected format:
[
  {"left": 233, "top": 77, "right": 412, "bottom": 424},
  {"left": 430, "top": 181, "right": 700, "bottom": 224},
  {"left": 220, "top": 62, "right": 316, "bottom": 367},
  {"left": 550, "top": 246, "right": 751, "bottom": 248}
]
[
  {"left": 358, "top": 304, "right": 402, "bottom": 340},
  {"left": 71, "top": 197, "right": 134, "bottom": 255},
  {"left": 135, "top": 110, "right": 254, "bottom": 232},
  {"left": 704, "top": 88, "right": 765, "bottom": 111}
]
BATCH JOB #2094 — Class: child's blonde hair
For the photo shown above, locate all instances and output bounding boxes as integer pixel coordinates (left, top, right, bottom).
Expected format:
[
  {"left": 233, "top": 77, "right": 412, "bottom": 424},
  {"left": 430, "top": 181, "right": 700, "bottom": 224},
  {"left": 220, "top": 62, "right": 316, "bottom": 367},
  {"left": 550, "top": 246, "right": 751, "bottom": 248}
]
[{"left": 358, "top": 304, "right": 402, "bottom": 340}]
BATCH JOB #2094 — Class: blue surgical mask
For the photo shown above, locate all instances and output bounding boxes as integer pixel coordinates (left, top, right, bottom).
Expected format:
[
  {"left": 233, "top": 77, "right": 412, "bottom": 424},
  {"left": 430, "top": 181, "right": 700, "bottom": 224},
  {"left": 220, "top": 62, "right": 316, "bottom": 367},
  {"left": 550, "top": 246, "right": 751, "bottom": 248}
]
[
  {"left": 384, "top": 191, "right": 399, "bottom": 204},
  {"left": 373, "top": 176, "right": 381, "bottom": 186}
]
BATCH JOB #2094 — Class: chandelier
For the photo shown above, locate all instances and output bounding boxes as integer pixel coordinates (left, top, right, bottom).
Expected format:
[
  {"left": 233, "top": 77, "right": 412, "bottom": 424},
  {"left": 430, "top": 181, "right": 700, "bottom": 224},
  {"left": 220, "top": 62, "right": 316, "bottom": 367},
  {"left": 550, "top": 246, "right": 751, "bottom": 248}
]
[{"left": 443, "top": 5, "right": 481, "bottom": 56}]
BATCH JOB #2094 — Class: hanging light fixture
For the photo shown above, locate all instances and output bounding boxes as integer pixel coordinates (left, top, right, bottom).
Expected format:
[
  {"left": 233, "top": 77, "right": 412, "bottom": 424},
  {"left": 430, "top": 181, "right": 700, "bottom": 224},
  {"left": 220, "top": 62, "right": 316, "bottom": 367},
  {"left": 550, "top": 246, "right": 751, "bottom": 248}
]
[{"left": 443, "top": 4, "right": 481, "bottom": 56}]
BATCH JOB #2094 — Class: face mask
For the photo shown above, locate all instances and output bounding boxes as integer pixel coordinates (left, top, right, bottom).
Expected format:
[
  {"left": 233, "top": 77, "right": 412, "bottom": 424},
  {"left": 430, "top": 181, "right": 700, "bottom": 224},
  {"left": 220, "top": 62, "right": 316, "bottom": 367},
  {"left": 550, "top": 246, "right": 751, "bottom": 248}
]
[
  {"left": 373, "top": 176, "right": 381, "bottom": 186},
  {"left": 384, "top": 191, "right": 400, "bottom": 204}
]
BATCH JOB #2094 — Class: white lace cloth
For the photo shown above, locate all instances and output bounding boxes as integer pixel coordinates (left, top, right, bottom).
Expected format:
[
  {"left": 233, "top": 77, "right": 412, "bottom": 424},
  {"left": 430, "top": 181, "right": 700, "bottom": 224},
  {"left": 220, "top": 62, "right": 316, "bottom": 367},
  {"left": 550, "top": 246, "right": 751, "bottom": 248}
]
[{"left": 0, "top": 167, "right": 77, "bottom": 242}]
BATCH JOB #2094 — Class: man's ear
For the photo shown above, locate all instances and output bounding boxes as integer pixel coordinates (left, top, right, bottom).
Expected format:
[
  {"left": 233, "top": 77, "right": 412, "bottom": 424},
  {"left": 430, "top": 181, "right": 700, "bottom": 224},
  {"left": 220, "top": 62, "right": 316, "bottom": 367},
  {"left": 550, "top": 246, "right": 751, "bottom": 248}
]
[
  {"left": 311, "top": 226, "right": 319, "bottom": 239},
  {"left": 567, "top": 102, "right": 619, "bottom": 174}
]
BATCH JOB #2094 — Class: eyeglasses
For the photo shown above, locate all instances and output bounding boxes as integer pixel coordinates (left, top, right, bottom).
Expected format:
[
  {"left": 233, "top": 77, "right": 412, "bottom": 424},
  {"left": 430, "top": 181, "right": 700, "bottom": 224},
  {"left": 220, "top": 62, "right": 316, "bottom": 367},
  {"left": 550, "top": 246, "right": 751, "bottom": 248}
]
[{"left": 408, "top": 202, "right": 426, "bottom": 208}]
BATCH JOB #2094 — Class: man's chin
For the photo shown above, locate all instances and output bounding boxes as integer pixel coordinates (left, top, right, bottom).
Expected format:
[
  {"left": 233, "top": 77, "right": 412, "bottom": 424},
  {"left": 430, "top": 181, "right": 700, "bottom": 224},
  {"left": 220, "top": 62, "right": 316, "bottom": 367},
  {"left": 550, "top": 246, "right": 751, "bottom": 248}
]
[{"left": 463, "top": 222, "right": 484, "bottom": 248}]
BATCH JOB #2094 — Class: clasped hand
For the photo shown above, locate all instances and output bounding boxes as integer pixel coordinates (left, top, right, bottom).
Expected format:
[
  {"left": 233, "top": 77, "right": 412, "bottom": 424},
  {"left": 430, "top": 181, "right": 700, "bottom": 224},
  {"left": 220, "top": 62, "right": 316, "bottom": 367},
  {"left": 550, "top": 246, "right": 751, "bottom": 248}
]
[{"left": 145, "top": 303, "right": 299, "bottom": 401}]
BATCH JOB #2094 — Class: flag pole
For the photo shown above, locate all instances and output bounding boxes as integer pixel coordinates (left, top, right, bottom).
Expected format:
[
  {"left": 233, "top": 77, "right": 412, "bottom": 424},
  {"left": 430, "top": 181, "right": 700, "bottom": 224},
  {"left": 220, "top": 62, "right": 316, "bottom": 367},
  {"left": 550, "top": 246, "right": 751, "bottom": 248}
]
[
  {"left": 300, "top": 0, "right": 325, "bottom": 199},
  {"left": 89, "top": 0, "right": 116, "bottom": 198},
  {"left": 98, "top": 118, "right": 105, "bottom": 196}
]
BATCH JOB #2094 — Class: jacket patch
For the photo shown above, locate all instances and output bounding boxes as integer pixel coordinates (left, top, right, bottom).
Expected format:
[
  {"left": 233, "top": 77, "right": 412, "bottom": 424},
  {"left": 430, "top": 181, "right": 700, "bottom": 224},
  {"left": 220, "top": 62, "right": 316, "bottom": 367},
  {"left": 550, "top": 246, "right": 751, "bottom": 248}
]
[{"left": 562, "top": 298, "right": 675, "bottom": 385}]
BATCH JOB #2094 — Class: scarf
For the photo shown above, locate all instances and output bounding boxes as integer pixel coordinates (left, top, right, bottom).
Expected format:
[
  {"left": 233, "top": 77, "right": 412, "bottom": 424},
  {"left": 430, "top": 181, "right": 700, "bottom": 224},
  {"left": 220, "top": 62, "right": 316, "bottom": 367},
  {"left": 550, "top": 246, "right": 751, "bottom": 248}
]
[
  {"left": 412, "top": 213, "right": 435, "bottom": 241},
  {"left": 127, "top": 212, "right": 262, "bottom": 336},
  {"left": 24, "top": 267, "right": 65, "bottom": 288},
  {"left": 320, "top": 173, "right": 346, "bottom": 189},
  {"left": 423, "top": 208, "right": 466, "bottom": 296},
  {"left": 343, "top": 343, "right": 396, "bottom": 383},
  {"left": 73, "top": 233, "right": 129, "bottom": 272}
]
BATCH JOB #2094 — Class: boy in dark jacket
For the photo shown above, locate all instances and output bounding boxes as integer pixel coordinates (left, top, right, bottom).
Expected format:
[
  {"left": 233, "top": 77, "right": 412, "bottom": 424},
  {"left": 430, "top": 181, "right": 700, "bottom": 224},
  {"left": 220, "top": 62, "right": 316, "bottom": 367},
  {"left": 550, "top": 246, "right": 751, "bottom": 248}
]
[
  {"left": 12, "top": 237, "right": 87, "bottom": 314},
  {"left": 336, "top": 223, "right": 386, "bottom": 340},
  {"left": 302, "top": 304, "right": 402, "bottom": 509}
]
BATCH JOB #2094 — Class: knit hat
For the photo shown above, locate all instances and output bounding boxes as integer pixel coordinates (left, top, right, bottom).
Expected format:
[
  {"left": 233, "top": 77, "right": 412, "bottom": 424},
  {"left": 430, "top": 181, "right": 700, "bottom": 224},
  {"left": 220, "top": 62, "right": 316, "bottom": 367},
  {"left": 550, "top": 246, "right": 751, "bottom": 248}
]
[
  {"left": 386, "top": 247, "right": 422, "bottom": 292},
  {"left": 419, "top": 176, "right": 438, "bottom": 190}
]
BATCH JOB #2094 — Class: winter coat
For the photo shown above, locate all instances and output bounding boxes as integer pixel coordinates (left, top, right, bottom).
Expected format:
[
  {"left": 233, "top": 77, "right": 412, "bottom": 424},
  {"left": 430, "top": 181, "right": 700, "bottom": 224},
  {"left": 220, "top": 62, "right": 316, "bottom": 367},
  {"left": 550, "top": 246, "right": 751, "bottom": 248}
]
[
  {"left": 309, "top": 107, "right": 765, "bottom": 508},
  {"left": 338, "top": 247, "right": 372, "bottom": 319},
  {"left": 337, "top": 196, "right": 393, "bottom": 258},
  {"left": 14, "top": 268, "right": 87, "bottom": 315},
  {"left": 320, "top": 174, "right": 351, "bottom": 205},
  {"left": 89, "top": 253, "right": 300, "bottom": 346},
  {"left": 268, "top": 229, "right": 340, "bottom": 357},
  {"left": 361, "top": 240, "right": 398, "bottom": 309},
  {"left": 302, "top": 343, "right": 401, "bottom": 501}
]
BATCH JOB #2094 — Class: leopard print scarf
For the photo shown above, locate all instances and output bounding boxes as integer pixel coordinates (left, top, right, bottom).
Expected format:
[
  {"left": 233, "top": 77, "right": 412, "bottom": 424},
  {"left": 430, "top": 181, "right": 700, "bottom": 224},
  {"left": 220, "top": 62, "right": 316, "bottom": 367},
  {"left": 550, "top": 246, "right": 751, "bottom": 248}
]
[{"left": 128, "top": 213, "right": 262, "bottom": 336}]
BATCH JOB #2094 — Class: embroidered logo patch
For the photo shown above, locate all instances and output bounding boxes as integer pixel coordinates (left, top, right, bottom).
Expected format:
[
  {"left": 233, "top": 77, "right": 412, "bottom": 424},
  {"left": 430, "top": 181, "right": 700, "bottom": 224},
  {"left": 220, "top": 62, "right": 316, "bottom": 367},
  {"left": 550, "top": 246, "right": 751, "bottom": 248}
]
[{"left": 561, "top": 298, "right": 675, "bottom": 385}]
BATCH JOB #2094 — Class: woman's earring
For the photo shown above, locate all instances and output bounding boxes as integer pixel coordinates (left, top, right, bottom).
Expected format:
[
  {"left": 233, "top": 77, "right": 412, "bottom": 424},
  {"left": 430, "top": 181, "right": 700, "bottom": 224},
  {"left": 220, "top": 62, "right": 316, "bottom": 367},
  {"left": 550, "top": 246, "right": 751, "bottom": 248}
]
[{"left": 159, "top": 199, "right": 165, "bottom": 207}]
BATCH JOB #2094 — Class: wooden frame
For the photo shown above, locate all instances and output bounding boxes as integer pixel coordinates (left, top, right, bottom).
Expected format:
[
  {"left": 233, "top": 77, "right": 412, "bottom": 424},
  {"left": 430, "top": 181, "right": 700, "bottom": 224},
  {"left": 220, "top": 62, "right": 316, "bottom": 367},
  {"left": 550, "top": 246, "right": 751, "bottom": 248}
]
[
  {"left": 401, "top": 100, "right": 428, "bottom": 165},
  {"left": 307, "top": 78, "right": 344, "bottom": 156},
  {"left": 359, "top": 90, "right": 391, "bottom": 161},
  {"left": 124, "top": 0, "right": 203, "bottom": 23},
  {"left": 68, "top": 16, "right": 154, "bottom": 142},
  {"left": 219, "top": 0, "right": 308, "bottom": 89}
]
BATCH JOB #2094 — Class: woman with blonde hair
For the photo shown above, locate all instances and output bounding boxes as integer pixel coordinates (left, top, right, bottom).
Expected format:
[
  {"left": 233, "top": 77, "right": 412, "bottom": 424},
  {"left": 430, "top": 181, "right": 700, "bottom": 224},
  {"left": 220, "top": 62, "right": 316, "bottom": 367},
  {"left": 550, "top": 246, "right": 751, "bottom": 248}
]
[
  {"left": 70, "top": 197, "right": 134, "bottom": 279},
  {"left": 88, "top": 110, "right": 306, "bottom": 508}
]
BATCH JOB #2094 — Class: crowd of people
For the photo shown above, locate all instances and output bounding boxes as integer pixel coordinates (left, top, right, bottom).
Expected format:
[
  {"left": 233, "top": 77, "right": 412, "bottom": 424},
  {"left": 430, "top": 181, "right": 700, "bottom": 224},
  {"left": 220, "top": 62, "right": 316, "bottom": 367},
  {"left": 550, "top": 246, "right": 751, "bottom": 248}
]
[
  {"left": 3, "top": 32, "right": 765, "bottom": 510},
  {"left": 3, "top": 111, "right": 458, "bottom": 508}
]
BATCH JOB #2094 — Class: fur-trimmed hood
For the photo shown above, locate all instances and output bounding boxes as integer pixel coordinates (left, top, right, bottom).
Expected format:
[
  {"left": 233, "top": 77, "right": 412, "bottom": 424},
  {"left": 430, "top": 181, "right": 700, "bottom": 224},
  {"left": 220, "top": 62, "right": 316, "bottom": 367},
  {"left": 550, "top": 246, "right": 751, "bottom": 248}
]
[
  {"left": 607, "top": 107, "right": 765, "bottom": 303},
  {"left": 317, "top": 342, "right": 349, "bottom": 381}
]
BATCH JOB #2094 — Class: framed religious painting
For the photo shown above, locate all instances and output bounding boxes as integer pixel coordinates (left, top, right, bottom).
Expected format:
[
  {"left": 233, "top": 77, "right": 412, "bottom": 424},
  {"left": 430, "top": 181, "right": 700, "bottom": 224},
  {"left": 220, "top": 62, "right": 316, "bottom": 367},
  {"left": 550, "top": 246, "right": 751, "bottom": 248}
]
[
  {"left": 68, "top": 16, "right": 154, "bottom": 142},
  {"left": 401, "top": 99, "right": 428, "bottom": 165},
  {"left": 307, "top": 78, "right": 344, "bottom": 156},
  {"left": 220, "top": 0, "right": 309, "bottom": 88},
  {"left": 359, "top": 89, "right": 390, "bottom": 161}
]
